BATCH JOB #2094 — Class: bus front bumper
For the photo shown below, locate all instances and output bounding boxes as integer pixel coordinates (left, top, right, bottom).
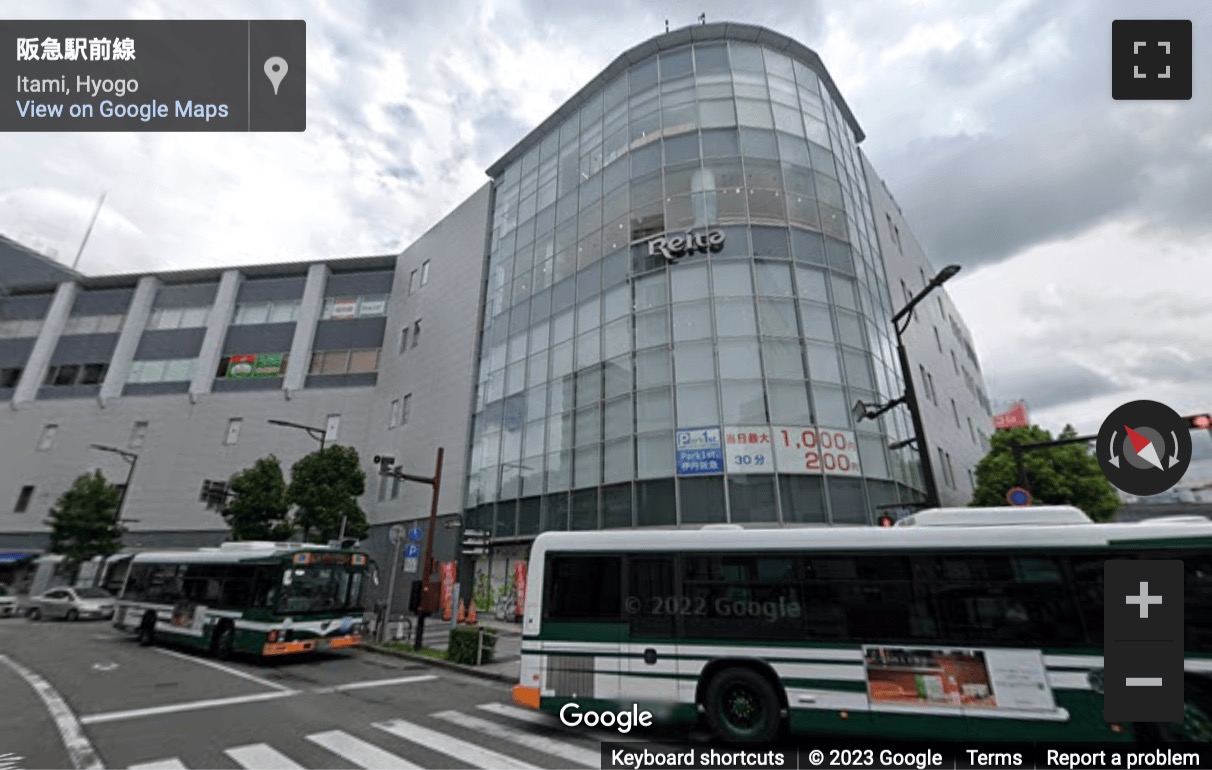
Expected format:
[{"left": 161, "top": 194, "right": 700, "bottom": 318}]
[{"left": 262, "top": 634, "right": 361, "bottom": 655}]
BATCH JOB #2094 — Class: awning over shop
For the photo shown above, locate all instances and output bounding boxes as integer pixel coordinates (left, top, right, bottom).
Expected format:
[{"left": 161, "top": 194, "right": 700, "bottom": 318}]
[{"left": 0, "top": 551, "right": 39, "bottom": 564}]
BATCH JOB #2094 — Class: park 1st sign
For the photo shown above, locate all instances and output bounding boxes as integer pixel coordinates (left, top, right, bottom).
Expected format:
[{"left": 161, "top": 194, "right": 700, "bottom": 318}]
[{"left": 647, "top": 229, "right": 725, "bottom": 261}]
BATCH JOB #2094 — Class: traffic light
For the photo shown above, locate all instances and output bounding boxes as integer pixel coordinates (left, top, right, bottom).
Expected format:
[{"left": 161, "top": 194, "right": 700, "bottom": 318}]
[
  {"left": 1187, "top": 414, "right": 1211, "bottom": 430},
  {"left": 878, "top": 514, "right": 895, "bottom": 528},
  {"left": 462, "top": 529, "right": 490, "bottom": 556},
  {"left": 373, "top": 455, "right": 395, "bottom": 475}
]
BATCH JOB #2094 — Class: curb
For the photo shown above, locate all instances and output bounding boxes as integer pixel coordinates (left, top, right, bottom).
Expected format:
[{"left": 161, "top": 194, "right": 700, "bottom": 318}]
[{"left": 358, "top": 644, "right": 519, "bottom": 684}]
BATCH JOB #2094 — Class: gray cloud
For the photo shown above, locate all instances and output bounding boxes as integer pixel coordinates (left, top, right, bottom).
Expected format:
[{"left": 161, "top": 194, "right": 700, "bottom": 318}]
[{"left": 985, "top": 360, "right": 1121, "bottom": 412}]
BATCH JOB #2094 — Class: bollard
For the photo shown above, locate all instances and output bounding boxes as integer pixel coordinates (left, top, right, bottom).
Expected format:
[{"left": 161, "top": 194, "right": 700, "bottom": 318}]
[
  {"left": 396, "top": 617, "right": 405, "bottom": 641},
  {"left": 476, "top": 626, "right": 484, "bottom": 665},
  {"left": 450, "top": 584, "right": 460, "bottom": 632}
]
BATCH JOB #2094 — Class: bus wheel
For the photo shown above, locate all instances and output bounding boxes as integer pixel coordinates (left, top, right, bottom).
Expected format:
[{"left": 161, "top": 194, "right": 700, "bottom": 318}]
[
  {"left": 138, "top": 613, "right": 156, "bottom": 646},
  {"left": 704, "top": 667, "right": 781, "bottom": 743},
  {"left": 212, "top": 623, "right": 235, "bottom": 660}
]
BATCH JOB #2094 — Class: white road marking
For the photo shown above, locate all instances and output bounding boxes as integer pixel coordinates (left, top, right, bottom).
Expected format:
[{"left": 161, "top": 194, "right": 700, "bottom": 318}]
[
  {"left": 79, "top": 690, "right": 297, "bottom": 725},
  {"left": 153, "top": 647, "right": 291, "bottom": 691},
  {"left": 373, "top": 718, "right": 538, "bottom": 769},
  {"left": 0, "top": 654, "right": 101, "bottom": 770},
  {"left": 307, "top": 730, "right": 421, "bottom": 769},
  {"left": 226, "top": 743, "right": 304, "bottom": 769},
  {"left": 127, "top": 760, "right": 187, "bottom": 769},
  {"left": 90, "top": 662, "right": 118, "bottom": 672},
  {"left": 0, "top": 752, "right": 25, "bottom": 770},
  {"left": 476, "top": 701, "right": 556, "bottom": 726},
  {"left": 433, "top": 710, "right": 598, "bottom": 767},
  {"left": 312, "top": 674, "right": 437, "bottom": 693}
]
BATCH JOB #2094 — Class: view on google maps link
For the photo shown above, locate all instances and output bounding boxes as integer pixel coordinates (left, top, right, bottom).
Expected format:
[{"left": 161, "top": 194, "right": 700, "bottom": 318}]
[{"left": 0, "top": 3, "right": 1210, "bottom": 770}]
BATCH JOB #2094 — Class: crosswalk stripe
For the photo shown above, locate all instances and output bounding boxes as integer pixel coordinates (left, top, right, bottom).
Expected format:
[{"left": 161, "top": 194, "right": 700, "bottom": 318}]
[
  {"left": 307, "top": 730, "right": 422, "bottom": 769},
  {"left": 225, "top": 743, "right": 304, "bottom": 769},
  {"left": 433, "top": 710, "right": 599, "bottom": 767},
  {"left": 475, "top": 702, "right": 554, "bottom": 726},
  {"left": 373, "top": 718, "right": 539, "bottom": 769},
  {"left": 127, "top": 761, "right": 186, "bottom": 770}
]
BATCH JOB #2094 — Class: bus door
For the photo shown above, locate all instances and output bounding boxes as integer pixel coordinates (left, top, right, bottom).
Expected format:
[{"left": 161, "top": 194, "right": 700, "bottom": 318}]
[{"left": 623, "top": 556, "right": 683, "bottom": 712}]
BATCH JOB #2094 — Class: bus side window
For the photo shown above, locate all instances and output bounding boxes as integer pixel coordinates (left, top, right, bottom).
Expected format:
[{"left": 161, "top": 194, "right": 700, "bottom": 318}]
[
  {"left": 1068, "top": 555, "right": 1105, "bottom": 645},
  {"left": 626, "top": 556, "right": 675, "bottom": 638},
  {"left": 543, "top": 555, "right": 621, "bottom": 621}
]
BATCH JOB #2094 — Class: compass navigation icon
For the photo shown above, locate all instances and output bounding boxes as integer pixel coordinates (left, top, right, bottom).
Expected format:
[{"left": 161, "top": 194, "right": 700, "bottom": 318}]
[{"left": 1098, "top": 400, "right": 1192, "bottom": 496}]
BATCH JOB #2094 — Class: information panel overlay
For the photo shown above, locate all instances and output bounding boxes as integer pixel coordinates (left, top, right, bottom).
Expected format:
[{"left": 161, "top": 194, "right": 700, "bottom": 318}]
[
  {"left": 0, "top": 20, "right": 305, "bottom": 131},
  {"left": 772, "top": 426, "right": 862, "bottom": 476}
]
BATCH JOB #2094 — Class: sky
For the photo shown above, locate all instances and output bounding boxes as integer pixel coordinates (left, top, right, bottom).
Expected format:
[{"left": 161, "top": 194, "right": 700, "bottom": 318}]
[{"left": 1, "top": 0, "right": 1210, "bottom": 448}]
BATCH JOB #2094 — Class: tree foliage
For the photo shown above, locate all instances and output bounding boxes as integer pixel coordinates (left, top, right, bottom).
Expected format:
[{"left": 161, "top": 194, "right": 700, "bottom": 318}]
[
  {"left": 47, "top": 471, "right": 124, "bottom": 567},
  {"left": 286, "top": 445, "right": 369, "bottom": 542},
  {"left": 224, "top": 455, "right": 293, "bottom": 541},
  {"left": 970, "top": 424, "right": 1121, "bottom": 522}
]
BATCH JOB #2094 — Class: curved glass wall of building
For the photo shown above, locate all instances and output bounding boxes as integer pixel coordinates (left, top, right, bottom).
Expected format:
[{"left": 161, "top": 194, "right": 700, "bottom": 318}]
[{"left": 465, "top": 38, "right": 926, "bottom": 537}]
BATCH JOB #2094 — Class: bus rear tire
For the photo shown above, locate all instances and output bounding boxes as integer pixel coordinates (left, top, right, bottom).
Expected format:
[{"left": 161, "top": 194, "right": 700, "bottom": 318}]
[
  {"left": 138, "top": 613, "right": 156, "bottom": 646},
  {"left": 211, "top": 623, "right": 235, "bottom": 660},
  {"left": 703, "top": 667, "right": 782, "bottom": 743}
]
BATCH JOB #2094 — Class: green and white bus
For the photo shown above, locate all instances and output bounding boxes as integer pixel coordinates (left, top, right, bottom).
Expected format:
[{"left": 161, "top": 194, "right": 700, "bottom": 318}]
[
  {"left": 512, "top": 507, "right": 1212, "bottom": 743},
  {"left": 114, "top": 542, "right": 372, "bottom": 659}
]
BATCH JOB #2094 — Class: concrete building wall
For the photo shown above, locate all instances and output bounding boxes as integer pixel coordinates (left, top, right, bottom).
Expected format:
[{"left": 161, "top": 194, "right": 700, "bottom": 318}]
[{"left": 863, "top": 153, "right": 993, "bottom": 507}]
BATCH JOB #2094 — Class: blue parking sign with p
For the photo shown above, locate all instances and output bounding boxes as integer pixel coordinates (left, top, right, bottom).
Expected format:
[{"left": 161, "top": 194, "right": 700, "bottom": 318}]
[{"left": 404, "top": 543, "right": 420, "bottom": 558}]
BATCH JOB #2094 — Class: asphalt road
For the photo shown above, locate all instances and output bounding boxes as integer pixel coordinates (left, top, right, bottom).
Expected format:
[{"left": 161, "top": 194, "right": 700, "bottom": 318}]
[{"left": 0, "top": 614, "right": 620, "bottom": 770}]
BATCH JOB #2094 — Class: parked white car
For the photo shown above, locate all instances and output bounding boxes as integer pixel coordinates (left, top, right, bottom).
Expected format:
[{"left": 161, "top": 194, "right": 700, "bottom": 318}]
[
  {"left": 0, "top": 584, "right": 17, "bottom": 617},
  {"left": 27, "top": 586, "right": 115, "bottom": 621}
]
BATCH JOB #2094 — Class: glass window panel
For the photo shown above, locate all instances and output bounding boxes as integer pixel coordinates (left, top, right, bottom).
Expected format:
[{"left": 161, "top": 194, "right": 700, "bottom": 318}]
[
  {"left": 126, "top": 360, "right": 144, "bottom": 382},
  {"left": 604, "top": 395, "right": 634, "bottom": 440},
  {"left": 729, "top": 42, "right": 765, "bottom": 72},
  {"left": 506, "top": 362, "right": 526, "bottom": 394},
  {"left": 748, "top": 190, "right": 786, "bottom": 223},
  {"left": 836, "top": 310, "right": 866, "bottom": 349},
  {"left": 780, "top": 475, "right": 826, "bottom": 523},
  {"left": 665, "top": 165, "right": 699, "bottom": 197},
  {"left": 676, "top": 382, "right": 719, "bottom": 426},
  {"left": 736, "top": 99, "right": 773, "bottom": 129},
  {"left": 762, "top": 339, "right": 805, "bottom": 379},
  {"left": 716, "top": 338, "right": 761, "bottom": 378},
  {"left": 548, "top": 413, "right": 573, "bottom": 452},
  {"left": 710, "top": 261, "right": 752, "bottom": 297},
  {"left": 699, "top": 100, "right": 736, "bottom": 129},
  {"left": 758, "top": 298, "right": 798, "bottom": 337},
  {"left": 631, "top": 142, "right": 661, "bottom": 177},
  {"left": 635, "top": 307, "right": 669, "bottom": 349},
  {"left": 550, "top": 341, "right": 573, "bottom": 379},
  {"left": 180, "top": 306, "right": 209, "bottom": 327},
  {"left": 672, "top": 301, "right": 712, "bottom": 341},
  {"left": 802, "top": 303, "right": 836, "bottom": 341},
  {"left": 630, "top": 58, "right": 658, "bottom": 93},
  {"left": 729, "top": 475, "right": 778, "bottom": 523},
  {"left": 826, "top": 238, "right": 854, "bottom": 273},
  {"left": 577, "top": 297, "right": 601, "bottom": 333},
  {"left": 659, "top": 48, "right": 693, "bottom": 79},
  {"left": 827, "top": 477, "right": 868, "bottom": 524},
  {"left": 830, "top": 274, "right": 858, "bottom": 310},
  {"left": 636, "top": 479, "right": 675, "bottom": 525},
  {"left": 349, "top": 349, "right": 379, "bottom": 373},
  {"left": 602, "top": 284, "right": 629, "bottom": 321},
  {"left": 158, "top": 308, "right": 184, "bottom": 329},
  {"left": 527, "top": 351, "right": 548, "bottom": 388},
  {"left": 575, "top": 405, "right": 601, "bottom": 446},
  {"left": 576, "top": 365, "right": 602, "bottom": 405},
  {"left": 552, "top": 310, "right": 574, "bottom": 343},
  {"left": 795, "top": 266, "right": 829, "bottom": 302},
  {"left": 163, "top": 359, "right": 192, "bottom": 382},
  {"left": 321, "top": 350, "right": 349, "bottom": 374},
  {"left": 721, "top": 381, "right": 766, "bottom": 423},
  {"left": 857, "top": 433, "right": 890, "bottom": 480},
  {"left": 804, "top": 115, "right": 829, "bottom": 146},
  {"left": 635, "top": 347, "right": 671, "bottom": 389},
  {"left": 524, "top": 419, "right": 546, "bottom": 458},
  {"left": 843, "top": 350, "right": 875, "bottom": 391},
  {"left": 634, "top": 271, "right": 668, "bottom": 310},
  {"left": 701, "top": 129, "right": 739, "bottom": 158},
  {"left": 141, "top": 360, "right": 165, "bottom": 382},
  {"left": 663, "top": 133, "right": 699, "bottom": 165},
  {"left": 574, "top": 329, "right": 598, "bottom": 368},
  {"left": 508, "top": 332, "right": 527, "bottom": 364},
  {"left": 755, "top": 261, "right": 793, "bottom": 296},
  {"left": 603, "top": 317, "right": 631, "bottom": 360},
  {"left": 237, "top": 303, "right": 269, "bottom": 325},
  {"left": 637, "top": 432, "right": 675, "bottom": 479},
  {"left": 603, "top": 440, "right": 635, "bottom": 485},
  {"left": 694, "top": 44, "right": 729, "bottom": 73},
  {"left": 674, "top": 342, "right": 715, "bottom": 383},
  {"left": 773, "top": 106, "right": 805, "bottom": 138},
  {"left": 791, "top": 228, "right": 826, "bottom": 264},
  {"left": 664, "top": 194, "right": 695, "bottom": 230},
  {"left": 813, "top": 384, "right": 850, "bottom": 428},
  {"left": 807, "top": 342, "right": 842, "bottom": 383},
  {"left": 547, "top": 452, "right": 571, "bottom": 492},
  {"left": 575, "top": 446, "right": 601, "bottom": 487},
  {"left": 680, "top": 476, "right": 726, "bottom": 524},
  {"left": 604, "top": 355, "right": 633, "bottom": 398},
  {"left": 636, "top": 387, "right": 673, "bottom": 431},
  {"left": 767, "top": 381, "right": 812, "bottom": 424},
  {"left": 671, "top": 264, "right": 709, "bottom": 302},
  {"left": 740, "top": 128, "right": 778, "bottom": 159},
  {"left": 809, "top": 142, "right": 836, "bottom": 175},
  {"left": 713, "top": 297, "right": 757, "bottom": 337}
]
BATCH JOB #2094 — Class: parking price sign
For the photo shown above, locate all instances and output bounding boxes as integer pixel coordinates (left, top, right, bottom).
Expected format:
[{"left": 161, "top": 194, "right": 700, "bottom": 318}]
[
  {"left": 675, "top": 427, "right": 723, "bottom": 475},
  {"left": 772, "top": 426, "right": 862, "bottom": 476},
  {"left": 724, "top": 426, "right": 774, "bottom": 474}
]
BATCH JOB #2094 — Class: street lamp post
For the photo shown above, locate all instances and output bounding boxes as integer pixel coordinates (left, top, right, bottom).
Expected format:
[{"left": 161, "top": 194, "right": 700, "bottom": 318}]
[
  {"left": 89, "top": 444, "right": 138, "bottom": 521},
  {"left": 855, "top": 265, "right": 961, "bottom": 511},
  {"left": 267, "top": 418, "right": 327, "bottom": 452}
]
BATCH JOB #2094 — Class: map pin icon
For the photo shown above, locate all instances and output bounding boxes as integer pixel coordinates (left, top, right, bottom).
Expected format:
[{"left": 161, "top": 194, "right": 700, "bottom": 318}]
[{"left": 264, "top": 57, "right": 288, "bottom": 95}]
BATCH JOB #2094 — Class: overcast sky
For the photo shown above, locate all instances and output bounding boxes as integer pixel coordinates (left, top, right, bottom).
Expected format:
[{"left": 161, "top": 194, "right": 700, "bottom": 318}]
[{"left": 2, "top": 0, "right": 1210, "bottom": 444}]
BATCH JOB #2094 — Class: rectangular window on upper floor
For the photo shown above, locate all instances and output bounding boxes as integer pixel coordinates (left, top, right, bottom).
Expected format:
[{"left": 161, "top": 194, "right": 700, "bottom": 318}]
[
  {"left": 14, "top": 485, "right": 34, "bottom": 513},
  {"left": 398, "top": 326, "right": 409, "bottom": 354},
  {"left": 62, "top": 314, "right": 124, "bottom": 335},
  {"left": 308, "top": 348, "right": 380, "bottom": 376},
  {"left": 420, "top": 260, "right": 430, "bottom": 287},
  {"left": 147, "top": 306, "right": 210, "bottom": 330},
  {"left": 44, "top": 363, "right": 107, "bottom": 387},
  {"left": 127, "top": 358, "right": 196, "bottom": 384},
  {"left": 232, "top": 300, "right": 300, "bottom": 326},
  {"left": 412, "top": 319, "right": 421, "bottom": 347},
  {"left": 321, "top": 295, "right": 388, "bottom": 320},
  {"left": 129, "top": 421, "right": 149, "bottom": 449},
  {"left": 0, "top": 318, "right": 42, "bottom": 338},
  {"left": 0, "top": 366, "right": 21, "bottom": 388},
  {"left": 409, "top": 270, "right": 419, "bottom": 294},
  {"left": 37, "top": 424, "right": 57, "bottom": 451},
  {"left": 401, "top": 393, "right": 411, "bottom": 424},
  {"left": 215, "top": 353, "right": 289, "bottom": 379},
  {"left": 390, "top": 399, "right": 400, "bottom": 428}
]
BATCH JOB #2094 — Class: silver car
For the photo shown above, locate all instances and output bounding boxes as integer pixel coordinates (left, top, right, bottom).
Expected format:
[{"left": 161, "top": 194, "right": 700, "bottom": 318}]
[
  {"left": 27, "top": 586, "right": 115, "bottom": 621},
  {"left": 0, "top": 584, "right": 17, "bottom": 617}
]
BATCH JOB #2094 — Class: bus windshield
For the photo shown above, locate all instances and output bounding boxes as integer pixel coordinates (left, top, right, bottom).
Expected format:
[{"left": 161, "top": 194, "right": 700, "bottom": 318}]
[{"left": 278, "top": 564, "right": 365, "bottom": 614}]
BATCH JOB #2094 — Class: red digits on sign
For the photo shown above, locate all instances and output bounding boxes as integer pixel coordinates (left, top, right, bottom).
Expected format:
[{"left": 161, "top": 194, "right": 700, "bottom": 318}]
[{"left": 805, "top": 451, "right": 820, "bottom": 470}]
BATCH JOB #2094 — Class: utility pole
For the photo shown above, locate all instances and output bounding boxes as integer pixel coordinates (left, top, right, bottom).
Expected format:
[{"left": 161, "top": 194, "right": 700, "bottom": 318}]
[{"left": 72, "top": 191, "right": 106, "bottom": 271}]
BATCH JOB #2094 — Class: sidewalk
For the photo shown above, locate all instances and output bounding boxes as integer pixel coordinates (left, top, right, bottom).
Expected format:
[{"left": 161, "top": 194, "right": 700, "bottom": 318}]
[{"left": 360, "top": 617, "right": 523, "bottom": 683}]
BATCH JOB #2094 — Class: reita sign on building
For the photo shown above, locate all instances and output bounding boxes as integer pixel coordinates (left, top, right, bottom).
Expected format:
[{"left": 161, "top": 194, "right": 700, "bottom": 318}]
[{"left": 647, "top": 229, "right": 725, "bottom": 261}]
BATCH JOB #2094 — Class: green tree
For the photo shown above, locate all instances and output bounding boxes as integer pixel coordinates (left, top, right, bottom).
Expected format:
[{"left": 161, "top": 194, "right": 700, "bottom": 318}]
[
  {"left": 224, "top": 455, "right": 293, "bottom": 541},
  {"left": 286, "top": 445, "right": 369, "bottom": 542},
  {"left": 46, "top": 471, "right": 124, "bottom": 568},
  {"left": 970, "top": 424, "right": 1121, "bottom": 521}
]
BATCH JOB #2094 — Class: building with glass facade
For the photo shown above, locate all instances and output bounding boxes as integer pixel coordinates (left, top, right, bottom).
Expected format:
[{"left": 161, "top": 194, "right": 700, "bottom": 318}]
[{"left": 462, "top": 23, "right": 990, "bottom": 550}]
